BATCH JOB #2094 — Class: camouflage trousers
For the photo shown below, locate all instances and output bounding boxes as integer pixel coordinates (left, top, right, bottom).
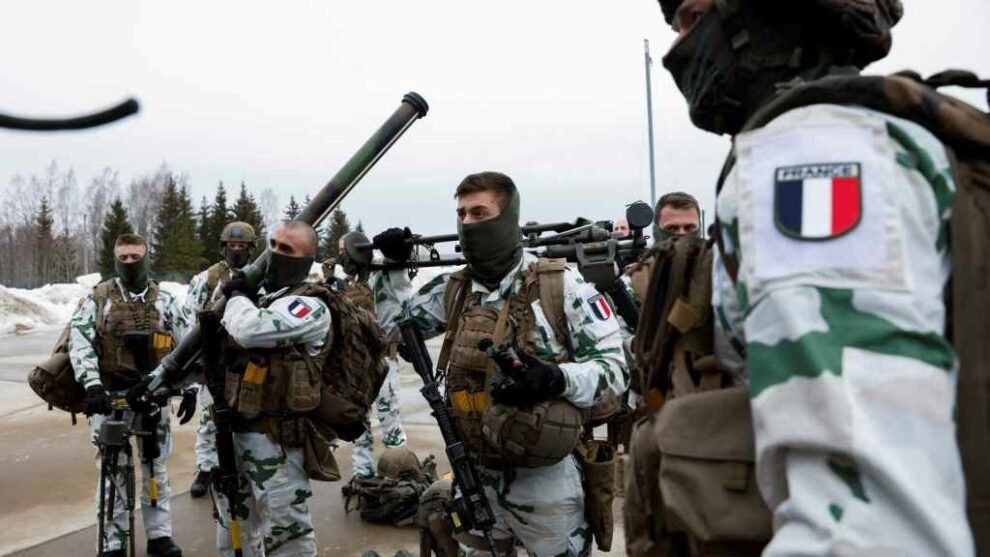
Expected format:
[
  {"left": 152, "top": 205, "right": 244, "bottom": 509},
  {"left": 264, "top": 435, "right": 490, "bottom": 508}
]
[
  {"left": 460, "top": 455, "right": 591, "bottom": 557},
  {"left": 351, "top": 358, "right": 408, "bottom": 478},
  {"left": 214, "top": 431, "right": 317, "bottom": 557},
  {"left": 196, "top": 384, "right": 219, "bottom": 473},
  {"left": 90, "top": 405, "right": 173, "bottom": 552}
]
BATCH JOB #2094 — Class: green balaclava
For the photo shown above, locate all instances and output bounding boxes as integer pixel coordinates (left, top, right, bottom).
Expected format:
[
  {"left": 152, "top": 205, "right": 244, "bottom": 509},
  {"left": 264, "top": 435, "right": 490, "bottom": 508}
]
[
  {"left": 265, "top": 251, "right": 315, "bottom": 291},
  {"left": 224, "top": 245, "right": 252, "bottom": 270},
  {"left": 458, "top": 189, "right": 522, "bottom": 288},
  {"left": 115, "top": 256, "right": 150, "bottom": 293}
]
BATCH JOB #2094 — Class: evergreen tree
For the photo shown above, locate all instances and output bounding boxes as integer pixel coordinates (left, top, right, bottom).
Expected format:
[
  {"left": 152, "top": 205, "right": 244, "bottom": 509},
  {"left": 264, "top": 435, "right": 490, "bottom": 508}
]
[
  {"left": 151, "top": 178, "right": 202, "bottom": 275},
  {"left": 197, "top": 195, "right": 210, "bottom": 246},
  {"left": 98, "top": 197, "right": 134, "bottom": 278},
  {"left": 355, "top": 221, "right": 365, "bottom": 234},
  {"left": 34, "top": 197, "right": 55, "bottom": 284},
  {"left": 202, "top": 181, "right": 232, "bottom": 263},
  {"left": 232, "top": 181, "right": 265, "bottom": 249},
  {"left": 320, "top": 208, "right": 351, "bottom": 260},
  {"left": 283, "top": 195, "right": 301, "bottom": 220}
]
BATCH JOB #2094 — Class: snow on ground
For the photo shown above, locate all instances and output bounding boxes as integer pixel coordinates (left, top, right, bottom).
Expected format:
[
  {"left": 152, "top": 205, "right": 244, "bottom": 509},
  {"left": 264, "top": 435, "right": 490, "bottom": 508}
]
[{"left": 0, "top": 274, "right": 190, "bottom": 336}]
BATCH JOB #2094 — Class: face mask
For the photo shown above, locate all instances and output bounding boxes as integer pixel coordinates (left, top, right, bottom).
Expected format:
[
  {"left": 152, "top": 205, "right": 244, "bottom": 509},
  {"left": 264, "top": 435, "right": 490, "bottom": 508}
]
[
  {"left": 458, "top": 190, "right": 523, "bottom": 286},
  {"left": 337, "top": 252, "right": 362, "bottom": 278},
  {"left": 662, "top": 9, "right": 746, "bottom": 135},
  {"left": 265, "top": 251, "right": 315, "bottom": 290},
  {"left": 224, "top": 246, "right": 252, "bottom": 270},
  {"left": 115, "top": 256, "right": 149, "bottom": 293}
]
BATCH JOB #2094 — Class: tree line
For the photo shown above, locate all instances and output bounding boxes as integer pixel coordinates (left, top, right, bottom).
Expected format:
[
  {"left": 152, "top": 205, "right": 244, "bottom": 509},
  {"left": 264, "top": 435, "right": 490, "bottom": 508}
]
[{"left": 0, "top": 161, "right": 357, "bottom": 288}]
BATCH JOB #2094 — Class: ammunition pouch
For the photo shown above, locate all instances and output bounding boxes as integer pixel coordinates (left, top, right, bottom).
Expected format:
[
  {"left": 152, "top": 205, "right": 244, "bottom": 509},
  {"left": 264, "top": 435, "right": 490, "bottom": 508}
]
[{"left": 578, "top": 438, "right": 617, "bottom": 552}]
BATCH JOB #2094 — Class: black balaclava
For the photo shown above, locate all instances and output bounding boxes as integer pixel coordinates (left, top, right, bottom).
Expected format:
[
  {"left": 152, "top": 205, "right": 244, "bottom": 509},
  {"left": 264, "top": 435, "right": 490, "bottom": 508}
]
[
  {"left": 115, "top": 256, "right": 149, "bottom": 293},
  {"left": 265, "top": 251, "right": 315, "bottom": 291},
  {"left": 662, "top": 3, "right": 858, "bottom": 135},
  {"left": 458, "top": 189, "right": 523, "bottom": 289},
  {"left": 224, "top": 245, "right": 252, "bottom": 270}
]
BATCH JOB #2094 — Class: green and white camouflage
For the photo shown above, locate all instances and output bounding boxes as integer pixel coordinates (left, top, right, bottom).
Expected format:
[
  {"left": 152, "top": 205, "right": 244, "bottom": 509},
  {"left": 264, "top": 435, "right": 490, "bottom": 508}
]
[
  {"left": 379, "top": 251, "right": 628, "bottom": 556},
  {"left": 215, "top": 287, "right": 331, "bottom": 556},
  {"left": 351, "top": 271, "right": 409, "bottom": 478},
  {"left": 68, "top": 278, "right": 183, "bottom": 553},
  {"left": 715, "top": 104, "right": 972, "bottom": 555}
]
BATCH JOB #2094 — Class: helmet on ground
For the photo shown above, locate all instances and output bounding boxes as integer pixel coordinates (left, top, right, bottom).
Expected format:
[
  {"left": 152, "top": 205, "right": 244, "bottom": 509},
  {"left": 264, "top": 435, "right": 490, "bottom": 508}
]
[{"left": 377, "top": 447, "right": 423, "bottom": 481}]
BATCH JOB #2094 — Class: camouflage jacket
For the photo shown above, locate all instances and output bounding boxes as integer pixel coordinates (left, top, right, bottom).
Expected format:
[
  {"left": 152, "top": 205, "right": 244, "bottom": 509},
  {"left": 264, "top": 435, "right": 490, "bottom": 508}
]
[
  {"left": 220, "top": 286, "right": 332, "bottom": 355},
  {"left": 379, "top": 252, "right": 628, "bottom": 408},
  {"left": 69, "top": 278, "right": 184, "bottom": 390}
]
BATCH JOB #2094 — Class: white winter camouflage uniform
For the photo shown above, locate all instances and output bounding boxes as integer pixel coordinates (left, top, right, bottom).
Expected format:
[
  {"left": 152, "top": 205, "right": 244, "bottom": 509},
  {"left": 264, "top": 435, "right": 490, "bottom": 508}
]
[
  {"left": 68, "top": 278, "right": 184, "bottom": 553},
  {"left": 380, "top": 252, "right": 629, "bottom": 556},
  {"left": 215, "top": 288, "right": 331, "bottom": 557},
  {"left": 715, "top": 104, "right": 973, "bottom": 555},
  {"left": 350, "top": 271, "right": 409, "bottom": 478}
]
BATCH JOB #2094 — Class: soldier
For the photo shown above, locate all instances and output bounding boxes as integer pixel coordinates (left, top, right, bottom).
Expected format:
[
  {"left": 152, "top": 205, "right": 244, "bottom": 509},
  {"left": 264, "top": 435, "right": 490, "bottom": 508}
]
[
  {"left": 652, "top": 192, "right": 701, "bottom": 242},
  {"left": 69, "top": 233, "right": 184, "bottom": 557},
  {"left": 180, "top": 221, "right": 256, "bottom": 498},
  {"left": 328, "top": 236, "right": 409, "bottom": 480},
  {"left": 211, "top": 220, "right": 330, "bottom": 556},
  {"left": 636, "top": 0, "right": 974, "bottom": 554},
  {"left": 373, "top": 171, "right": 628, "bottom": 555}
]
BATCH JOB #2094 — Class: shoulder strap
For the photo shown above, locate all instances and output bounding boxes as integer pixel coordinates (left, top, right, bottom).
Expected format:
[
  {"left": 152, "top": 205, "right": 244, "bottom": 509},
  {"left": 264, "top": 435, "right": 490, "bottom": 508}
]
[
  {"left": 92, "top": 281, "right": 115, "bottom": 335},
  {"left": 437, "top": 269, "right": 470, "bottom": 373},
  {"left": 532, "top": 258, "right": 570, "bottom": 351}
]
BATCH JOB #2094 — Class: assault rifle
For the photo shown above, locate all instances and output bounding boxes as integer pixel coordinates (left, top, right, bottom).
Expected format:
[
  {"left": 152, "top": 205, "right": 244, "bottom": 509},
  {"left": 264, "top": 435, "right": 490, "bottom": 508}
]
[
  {"left": 122, "top": 332, "right": 161, "bottom": 509},
  {"left": 398, "top": 320, "right": 500, "bottom": 555}
]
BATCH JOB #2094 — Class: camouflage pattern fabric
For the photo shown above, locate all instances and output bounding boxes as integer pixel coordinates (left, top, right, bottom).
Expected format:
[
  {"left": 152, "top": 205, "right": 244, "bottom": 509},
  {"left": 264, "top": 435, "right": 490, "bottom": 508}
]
[
  {"left": 181, "top": 264, "right": 233, "bottom": 473},
  {"left": 379, "top": 251, "right": 627, "bottom": 554},
  {"left": 215, "top": 286, "right": 331, "bottom": 555},
  {"left": 68, "top": 278, "right": 185, "bottom": 389},
  {"left": 352, "top": 356, "right": 408, "bottom": 478},
  {"left": 213, "top": 432, "right": 316, "bottom": 556},
  {"left": 90, "top": 405, "right": 173, "bottom": 552},
  {"left": 716, "top": 104, "right": 972, "bottom": 554}
]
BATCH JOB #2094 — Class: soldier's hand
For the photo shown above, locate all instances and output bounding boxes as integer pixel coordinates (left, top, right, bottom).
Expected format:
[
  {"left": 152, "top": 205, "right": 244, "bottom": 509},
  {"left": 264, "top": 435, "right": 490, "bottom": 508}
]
[
  {"left": 374, "top": 227, "right": 413, "bottom": 262},
  {"left": 490, "top": 352, "right": 566, "bottom": 407},
  {"left": 221, "top": 271, "right": 258, "bottom": 300},
  {"left": 176, "top": 388, "right": 198, "bottom": 425},
  {"left": 125, "top": 375, "right": 155, "bottom": 415},
  {"left": 83, "top": 385, "right": 112, "bottom": 416}
]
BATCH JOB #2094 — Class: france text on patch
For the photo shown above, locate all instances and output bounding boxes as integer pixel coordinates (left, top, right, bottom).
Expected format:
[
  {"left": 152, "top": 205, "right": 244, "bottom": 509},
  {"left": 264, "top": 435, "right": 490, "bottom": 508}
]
[{"left": 774, "top": 162, "right": 862, "bottom": 240}]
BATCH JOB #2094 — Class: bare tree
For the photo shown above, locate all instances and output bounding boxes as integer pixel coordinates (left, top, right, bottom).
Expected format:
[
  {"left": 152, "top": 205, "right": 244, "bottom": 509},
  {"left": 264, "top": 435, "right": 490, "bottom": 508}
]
[{"left": 259, "top": 187, "right": 280, "bottom": 233}]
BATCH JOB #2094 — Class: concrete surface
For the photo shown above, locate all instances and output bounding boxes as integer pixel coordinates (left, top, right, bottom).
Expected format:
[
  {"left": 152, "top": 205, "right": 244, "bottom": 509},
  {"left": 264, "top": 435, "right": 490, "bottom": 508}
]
[{"left": 0, "top": 327, "right": 626, "bottom": 556}]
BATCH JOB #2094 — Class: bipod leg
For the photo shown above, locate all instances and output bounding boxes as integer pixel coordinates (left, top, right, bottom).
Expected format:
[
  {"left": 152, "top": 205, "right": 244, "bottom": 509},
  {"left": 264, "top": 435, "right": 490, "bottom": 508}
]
[
  {"left": 103, "top": 445, "right": 121, "bottom": 556},
  {"left": 97, "top": 443, "right": 108, "bottom": 556},
  {"left": 124, "top": 442, "right": 136, "bottom": 557}
]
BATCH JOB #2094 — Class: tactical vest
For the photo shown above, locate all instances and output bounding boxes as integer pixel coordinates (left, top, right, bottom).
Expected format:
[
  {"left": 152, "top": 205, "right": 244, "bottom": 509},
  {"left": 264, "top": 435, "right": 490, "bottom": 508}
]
[
  {"left": 438, "top": 260, "right": 586, "bottom": 469},
  {"left": 204, "top": 261, "right": 232, "bottom": 300},
  {"left": 341, "top": 276, "right": 376, "bottom": 315},
  {"left": 94, "top": 280, "right": 174, "bottom": 384},
  {"left": 221, "top": 283, "right": 328, "bottom": 420}
]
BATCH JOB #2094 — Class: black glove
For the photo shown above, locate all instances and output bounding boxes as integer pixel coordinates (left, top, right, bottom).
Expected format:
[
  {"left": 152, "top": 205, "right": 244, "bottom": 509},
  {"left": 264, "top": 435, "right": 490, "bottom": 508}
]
[
  {"left": 221, "top": 271, "right": 258, "bottom": 300},
  {"left": 83, "top": 385, "right": 112, "bottom": 417},
  {"left": 176, "top": 388, "right": 198, "bottom": 425},
  {"left": 373, "top": 227, "right": 413, "bottom": 262},
  {"left": 125, "top": 374, "right": 156, "bottom": 415},
  {"left": 490, "top": 352, "right": 566, "bottom": 407}
]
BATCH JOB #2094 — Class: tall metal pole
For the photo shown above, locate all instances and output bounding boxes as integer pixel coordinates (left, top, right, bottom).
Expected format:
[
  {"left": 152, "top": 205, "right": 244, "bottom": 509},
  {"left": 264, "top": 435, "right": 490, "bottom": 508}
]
[{"left": 644, "top": 39, "right": 657, "bottom": 209}]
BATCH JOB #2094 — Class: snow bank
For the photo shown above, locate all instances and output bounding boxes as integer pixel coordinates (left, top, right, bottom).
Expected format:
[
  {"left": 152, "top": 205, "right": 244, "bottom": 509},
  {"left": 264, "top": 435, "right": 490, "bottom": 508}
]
[{"left": 0, "top": 275, "right": 190, "bottom": 336}]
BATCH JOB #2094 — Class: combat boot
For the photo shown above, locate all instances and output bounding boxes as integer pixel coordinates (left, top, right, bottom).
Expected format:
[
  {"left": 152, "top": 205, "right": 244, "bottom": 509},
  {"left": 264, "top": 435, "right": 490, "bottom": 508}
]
[
  {"left": 147, "top": 536, "right": 182, "bottom": 557},
  {"left": 190, "top": 469, "right": 213, "bottom": 498}
]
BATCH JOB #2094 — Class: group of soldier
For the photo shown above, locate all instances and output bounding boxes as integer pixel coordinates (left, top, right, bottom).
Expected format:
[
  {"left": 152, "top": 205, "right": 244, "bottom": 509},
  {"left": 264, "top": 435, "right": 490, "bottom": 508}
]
[{"left": 65, "top": 0, "right": 985, "bottom": 555}]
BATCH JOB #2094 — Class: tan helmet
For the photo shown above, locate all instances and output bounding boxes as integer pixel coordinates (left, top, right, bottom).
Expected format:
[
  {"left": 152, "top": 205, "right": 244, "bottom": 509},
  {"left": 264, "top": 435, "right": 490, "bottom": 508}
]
[
  {"left": 481, "top": 399, "right": 585, "bottom": 468},
  {"left": 377, "top": 447, "right": 423, "bottom": 481},
  {"left": 416, "top": 479, "right": 459, "bottom": 557},
  {"left": 220, "top": 221, "right": 256, "bottom": 245},
  {"left": 658, "top": 0, "right": 902, "bottom": 67}
]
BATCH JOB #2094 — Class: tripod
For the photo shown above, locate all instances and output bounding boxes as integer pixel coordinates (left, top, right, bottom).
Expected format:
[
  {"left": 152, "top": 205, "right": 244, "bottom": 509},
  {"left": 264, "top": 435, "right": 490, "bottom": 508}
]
[{"left": 96, "top": 397, "right": 161, "bottom": 557}]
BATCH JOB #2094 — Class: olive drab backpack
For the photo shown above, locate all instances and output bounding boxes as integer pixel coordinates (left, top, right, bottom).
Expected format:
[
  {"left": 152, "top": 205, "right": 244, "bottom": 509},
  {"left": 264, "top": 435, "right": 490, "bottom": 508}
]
[
  {"left": 28, "top": 282, "right": 114, "bottom": 423},
  {"left": 721, "top": 69, "right": 990, "bottom": 553},
  {"left": 304, "top": 284, "right": 390, "bottom": 443}
]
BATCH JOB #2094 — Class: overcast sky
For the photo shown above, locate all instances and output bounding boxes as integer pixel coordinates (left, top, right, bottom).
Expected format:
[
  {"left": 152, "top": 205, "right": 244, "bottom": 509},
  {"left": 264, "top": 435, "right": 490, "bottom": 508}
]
[{"left": 2, "top": 1, "right": 988, "bottom": 238}]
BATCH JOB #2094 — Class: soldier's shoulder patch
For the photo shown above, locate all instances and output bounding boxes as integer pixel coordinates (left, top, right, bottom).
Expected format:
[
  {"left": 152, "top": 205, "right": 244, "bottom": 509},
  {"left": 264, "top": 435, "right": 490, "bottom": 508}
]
[
  {"left": 774, "top": 162, "right": 861, "bottom": 241},
  {"left": 586, "top": 293, "right": 612, "bottom": 321},
  {"left": 288, "top": 298, "right": 313, "bottom": 318}
]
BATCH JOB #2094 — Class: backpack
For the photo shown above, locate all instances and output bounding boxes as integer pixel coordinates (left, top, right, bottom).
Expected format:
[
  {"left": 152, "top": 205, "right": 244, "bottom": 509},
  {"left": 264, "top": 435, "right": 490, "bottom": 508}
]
[
  {"left": 28, "top": 282, "right": 114, "bottom": 422},
  {"left": 342, "top": 455, "right": 438, "bottom": 525},
  {"left": 305, "top": 285, "right": 390, "bottom": 442}
]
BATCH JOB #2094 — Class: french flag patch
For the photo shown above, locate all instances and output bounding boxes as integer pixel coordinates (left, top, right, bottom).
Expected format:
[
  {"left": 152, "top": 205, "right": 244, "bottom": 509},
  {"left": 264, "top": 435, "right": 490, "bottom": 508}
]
[
  {"left": 588, "top": 294, "right": 612, "bottom": 321},
  {"left": 288, "top": 299, "right": 312, "bottom": 319},
  {"left": 774, "top": 162, "right": 862, "bottom": 240}
]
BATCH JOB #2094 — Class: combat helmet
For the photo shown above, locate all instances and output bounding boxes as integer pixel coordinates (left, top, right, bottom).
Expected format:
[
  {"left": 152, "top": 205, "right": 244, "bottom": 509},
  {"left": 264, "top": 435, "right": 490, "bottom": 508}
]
[
  {"left": 658, "top": 0, "right": 902, "bottom": 67},
  {"left": 377, "top": 447, "right": 424, "bottom": 481},
  {"left": 220, "top": 221, "right": 256, "bottom": 245},
  {"left": 482, "top": 399, "right": 585, "bottom": 468}
]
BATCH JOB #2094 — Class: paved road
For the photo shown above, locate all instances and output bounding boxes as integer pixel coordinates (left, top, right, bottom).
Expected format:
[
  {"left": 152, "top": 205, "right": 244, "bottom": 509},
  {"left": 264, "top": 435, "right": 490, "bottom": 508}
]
[{"left": 0, "top": 327, "right": 626, "bottom": 556}]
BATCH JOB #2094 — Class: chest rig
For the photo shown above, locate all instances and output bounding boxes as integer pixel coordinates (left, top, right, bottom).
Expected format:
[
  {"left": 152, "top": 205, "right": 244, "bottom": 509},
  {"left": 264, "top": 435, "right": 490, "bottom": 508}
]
[
  {"left": 341, "top": 275, "right": 376, "bottom": 315},
  {"left": 221, "top": 283, "right": 329, "bottom": 420},
  {"left": 438, "top": 260, "right": 583, "bottom": 468},
  {"left": 95, "top": 280, "right": 173, "bottom": 380}
]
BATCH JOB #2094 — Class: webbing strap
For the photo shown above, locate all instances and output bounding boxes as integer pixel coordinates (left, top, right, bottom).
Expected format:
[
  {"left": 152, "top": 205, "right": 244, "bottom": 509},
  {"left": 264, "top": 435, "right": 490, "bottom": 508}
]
[{"left": 437, "top": 274, "right": 471, "bottom": 374}]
